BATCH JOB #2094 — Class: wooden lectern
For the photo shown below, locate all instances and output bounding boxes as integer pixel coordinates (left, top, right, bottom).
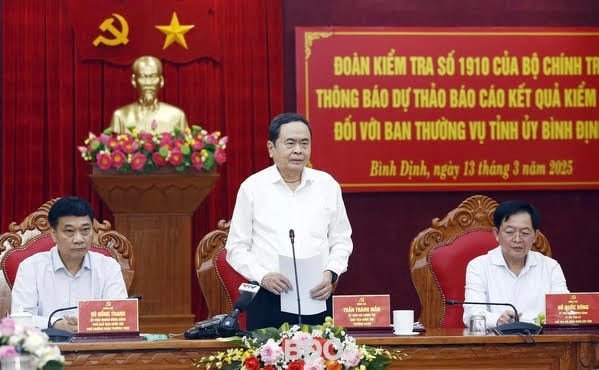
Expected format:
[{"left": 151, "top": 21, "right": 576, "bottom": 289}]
[{"left": 90, "top": 167, "right": 219, "bottom": 334}]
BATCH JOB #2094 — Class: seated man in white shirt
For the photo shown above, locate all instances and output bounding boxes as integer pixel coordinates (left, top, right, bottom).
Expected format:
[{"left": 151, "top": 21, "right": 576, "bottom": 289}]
[
  {"left": 463, "top": 200, "right": 569, "bottom": 329},
  {"left": 11, "top": 196, "right": 127, "bottom": 332}
]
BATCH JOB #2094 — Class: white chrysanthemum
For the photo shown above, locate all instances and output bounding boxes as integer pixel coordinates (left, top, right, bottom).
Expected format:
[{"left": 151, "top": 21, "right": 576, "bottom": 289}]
[
  {"left": 22, "top": 330, "right": 48, "bottom": 354},
  {"left": 34, "top": 343, "right": 64, "bottom": 367}
]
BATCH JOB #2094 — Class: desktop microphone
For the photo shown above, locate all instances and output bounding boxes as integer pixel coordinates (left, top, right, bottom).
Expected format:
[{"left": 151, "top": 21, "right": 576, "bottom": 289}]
[
  {"left": 217, "top": 282, "right": 260, "bottom": 337},
  {"left": 289, "top": 229, "right": 302, "bottom": 326},
  {"left": 445, "top": 299, "right": 542, "bottom": 335},
  {"left": 43, "top": 306, "right": 77, "bottom": 342}
]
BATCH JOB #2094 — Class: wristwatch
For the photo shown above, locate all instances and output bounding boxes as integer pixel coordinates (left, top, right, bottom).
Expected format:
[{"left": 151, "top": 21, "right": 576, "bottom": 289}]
[{"left": 326, "top": 270, "right": 338, "bottom": 283}]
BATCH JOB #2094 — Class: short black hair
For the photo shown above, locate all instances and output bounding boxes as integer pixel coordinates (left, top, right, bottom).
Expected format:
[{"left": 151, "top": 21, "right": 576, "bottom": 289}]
[
  {"left": 493, "top": 200, "right": 540, "bottom": 230},
  {"left": 48, "top": 196, "right": 95, "bottom": 229},
  {"left": 268, "top": 112, "right": 312, "bottom": 143}
]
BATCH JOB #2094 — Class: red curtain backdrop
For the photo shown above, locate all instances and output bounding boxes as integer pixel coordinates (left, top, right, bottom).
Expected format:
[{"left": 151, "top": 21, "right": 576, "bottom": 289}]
[{"left": 1, "top": 0, "right": 283, "bottom": 320}]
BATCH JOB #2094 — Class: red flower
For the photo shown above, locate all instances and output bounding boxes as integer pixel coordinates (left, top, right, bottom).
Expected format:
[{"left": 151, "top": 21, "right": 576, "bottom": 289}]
[
  {"left": 244, "top": 356, "right": 260, "bottom": 370},
  {"left": 191, "top": 152, "right": 204, "bottom": 169},
  {"left": 152, "top": 152, "right": 167, "bottom": 166},
  {"left": 168, "top": 148, "right": 183, "bottom": 166},
  {"left": 130, "top": 152, "right": 147, "bottom": 171},
  {"left": 119, "top": 138, "right": 138, "bottom": 154},
  {"left": 287, "top": 359, "right": 305, "bottom": 370},
  {"left": 214, "top": 148, "right": 227, "bottom": 164},
  {"left": 96, "top": 152, "right": 112, "bottom": 170},
  {"left": 264, "top": 366, "right": 276, "bottom": 370},
  {"left": 142, "top": 138, "right": 156, "bottom": 153},
  {"left": 111, "top": 150, "right": 126, "bottom": 169}
]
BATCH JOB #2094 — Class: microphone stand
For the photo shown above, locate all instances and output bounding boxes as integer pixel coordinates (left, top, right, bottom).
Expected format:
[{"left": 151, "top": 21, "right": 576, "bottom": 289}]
[
  {"left": 44, "top": 306, "right": 77, "bottom": 342},
  {"left": 289, "top": 229, "right": 302, "bottom": 325}
]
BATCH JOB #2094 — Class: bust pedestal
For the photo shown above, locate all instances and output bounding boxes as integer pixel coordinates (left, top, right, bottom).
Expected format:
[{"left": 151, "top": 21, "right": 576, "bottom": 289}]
[{"left": 90, "top": 167, "right": 219, "bottom": 333}]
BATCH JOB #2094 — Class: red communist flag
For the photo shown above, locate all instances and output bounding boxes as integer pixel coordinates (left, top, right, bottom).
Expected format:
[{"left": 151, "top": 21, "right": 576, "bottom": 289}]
[{"left": 66, "top": 0, "right": 220, "bottom": 65}]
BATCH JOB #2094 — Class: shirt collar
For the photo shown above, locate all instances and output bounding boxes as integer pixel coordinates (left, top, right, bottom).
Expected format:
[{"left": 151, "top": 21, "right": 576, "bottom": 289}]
[
  {"left": 50, "top": 246, "right": 91, "bottom": 273},
  {"left": 267, "top": 164, "right": 315, "bottom": 185},
  {"left": 491, "top": 245, "right": 537, "bottom": 268}
]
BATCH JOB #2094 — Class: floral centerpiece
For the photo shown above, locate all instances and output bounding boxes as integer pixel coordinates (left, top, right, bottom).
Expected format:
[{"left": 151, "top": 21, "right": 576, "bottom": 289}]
[
  {"left": 193, "top": 317, "right": 404, "bottom": 370},
  {"left": 78, "top": 122, "right": 228, "bottom": 174},
  {"left": 0, "top": 317, "right": 64, "bottom": 370}
]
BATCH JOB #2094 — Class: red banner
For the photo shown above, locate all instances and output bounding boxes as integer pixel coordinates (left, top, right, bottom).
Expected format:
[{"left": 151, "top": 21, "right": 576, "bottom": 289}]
[
  {"left": 67, "top": 0, "right": 220, "bottom": 65},
  {"left": 296, "top": 27, "right": 599, "bottom": 192}
]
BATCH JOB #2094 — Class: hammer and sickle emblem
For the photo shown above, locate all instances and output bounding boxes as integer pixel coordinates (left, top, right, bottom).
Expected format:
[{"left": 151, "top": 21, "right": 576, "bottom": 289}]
[{"left": 93, "top": 13, "right": 129, "bottom": 47}]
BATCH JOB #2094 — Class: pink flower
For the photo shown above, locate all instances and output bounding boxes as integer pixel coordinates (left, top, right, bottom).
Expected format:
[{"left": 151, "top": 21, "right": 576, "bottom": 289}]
[
  {"left": 191, "top": 152, "right": 204, "bottom": 170},
  {"left": 259, "top": 339, "right": 283, "bottom": 365},
  {"left": 214, "top": 148, "right": 227, "bottom": 164},
  {"left": 119, "top": 138, "right": 138, "bottom": 154},
  {"left": 105, "top": 136, "right": 119, "bottom": 150},
  {"left": 95, "top": 152, "right": 113, "bottom": 170},
  {"left": 0, "top": 317, "right": 15, "bottom": 336},
  {"left": 205, "top": 132, "right": 220, "bottom": 144},
  {"left": 0, "top": 345, "right": 18, "bottom": 358},
  {"left": 168, "top": 148, "right": 183, "bottom": 166},
  {"left": 159, "top": 132, "right": 173, "bottom": 146},
  {"left": 304, "top": 356, "right": 325, "bottom": 370},
  {"left": 130, "top": 152, "right": 147, "bottom": 171},
  {"left": 111, "top": 150, "right": 126, "bottom": 169},
  {"left": 142, "top": 140, "right": 156, "bottom": 153},
  {"left": 152, "top": 152, "right": 167, "bottom": 166}
]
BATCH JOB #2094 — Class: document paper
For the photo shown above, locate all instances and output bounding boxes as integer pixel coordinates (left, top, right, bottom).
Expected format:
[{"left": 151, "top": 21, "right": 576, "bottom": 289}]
[{"left": 279, "top": 254, "right": 326, "bottom": 315}]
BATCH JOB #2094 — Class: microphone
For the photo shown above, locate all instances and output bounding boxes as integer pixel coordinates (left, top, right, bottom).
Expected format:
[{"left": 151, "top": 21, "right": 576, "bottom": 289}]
[
  {"left": 289, "top": 229, "right": 302, "bottom": 326},
  {"left": 445, "top": 299, "right": 542, "bottom": 335},
  {"left": 43, "top": 306, "right": 77, "bottom": 342},
  {"left": 217, "top": 282, "right": 260, "bottom": 337}
]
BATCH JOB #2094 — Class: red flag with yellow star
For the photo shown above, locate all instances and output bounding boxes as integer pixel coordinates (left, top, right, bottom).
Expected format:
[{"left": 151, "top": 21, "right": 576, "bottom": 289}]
[{"left": 66, "top": 0, "right": 220, "bottom": 65}]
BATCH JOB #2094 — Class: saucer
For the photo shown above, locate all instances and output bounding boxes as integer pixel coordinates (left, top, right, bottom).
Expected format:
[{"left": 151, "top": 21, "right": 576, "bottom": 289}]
[{"left": 393, "top": 331, "right": 419, "bottom": 336}]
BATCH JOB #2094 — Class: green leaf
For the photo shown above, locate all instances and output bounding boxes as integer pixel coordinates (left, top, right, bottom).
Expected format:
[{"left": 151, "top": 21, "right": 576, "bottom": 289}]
[{"left": 42, "top": 360, "right": 65, "bottom": 370}]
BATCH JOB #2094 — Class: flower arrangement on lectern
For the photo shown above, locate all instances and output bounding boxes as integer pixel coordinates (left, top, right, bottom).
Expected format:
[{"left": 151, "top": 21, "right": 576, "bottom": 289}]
[
  {"left": 0, "top": 317, "right": 64, "bottom": 370},
  {"left": 193, "top": 317, "right": 404, "bottom": 370},
  {"left": 78, "top": 122, "right": 228, "bottom": 174}
]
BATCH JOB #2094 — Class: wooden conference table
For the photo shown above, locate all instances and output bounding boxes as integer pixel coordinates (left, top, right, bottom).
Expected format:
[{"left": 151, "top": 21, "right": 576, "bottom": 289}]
[{"left": 58, "top": 328, "right": 599, "bottom": 370}]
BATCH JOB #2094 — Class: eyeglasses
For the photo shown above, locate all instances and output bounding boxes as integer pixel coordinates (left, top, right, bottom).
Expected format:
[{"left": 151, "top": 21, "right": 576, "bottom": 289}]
[{"left": 500, "top": 228, "right": 535, "bottom": 240}]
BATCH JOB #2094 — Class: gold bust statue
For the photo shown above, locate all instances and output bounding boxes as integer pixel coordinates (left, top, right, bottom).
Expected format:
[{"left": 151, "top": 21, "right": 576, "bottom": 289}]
[{"left": 109, "top": 56, "right": 189, "bottom": 133}]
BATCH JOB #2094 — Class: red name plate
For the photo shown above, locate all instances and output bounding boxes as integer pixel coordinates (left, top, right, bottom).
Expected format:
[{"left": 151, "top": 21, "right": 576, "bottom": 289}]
[
  {"left": 546, "top": 292, "right": 599, "bottom": 325},
  {"left": 332, "top": 294, "right": 390, "bottom": 328},
  {"left": 78, "top": 299, "right": 139, "bottom": 333}
]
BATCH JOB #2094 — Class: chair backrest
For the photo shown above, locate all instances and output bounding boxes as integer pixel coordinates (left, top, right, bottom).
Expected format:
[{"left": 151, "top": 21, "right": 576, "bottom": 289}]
[
  {"left": 195, "top": 219, "right": 248, "bottom": 329},
  {"left": 0, "top": 198, "right": 135, "bottom": 316},
  {"left": 408, "top": 195, "right": 552, "bottom": 329}
]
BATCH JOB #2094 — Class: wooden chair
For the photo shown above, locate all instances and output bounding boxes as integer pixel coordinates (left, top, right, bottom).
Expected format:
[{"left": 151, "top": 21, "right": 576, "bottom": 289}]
[
  {"left": 0, "top": 198, "right": 135, "bottom": 317},
  {"left": 408, "top": 195, "right": 552, "bottom": 329},
  {"left": 195, "top": 219, "right": 248, "bottom": 329}
]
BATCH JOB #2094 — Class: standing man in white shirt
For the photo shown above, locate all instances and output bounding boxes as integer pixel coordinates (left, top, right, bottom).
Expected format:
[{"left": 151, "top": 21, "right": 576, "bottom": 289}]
[
  {"left": 463, "top": 200, "right": 569, "bottom": 328},
  {"left": 225, "top": 112, "right": 353, "bottom": 330},
  {"left": 11, "top": 196, "right": 127, "bottom": 332}
]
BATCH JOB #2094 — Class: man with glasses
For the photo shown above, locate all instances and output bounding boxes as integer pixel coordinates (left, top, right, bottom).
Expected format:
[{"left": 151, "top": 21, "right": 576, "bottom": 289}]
[{"left": 462, "top": 200, "right": 569, "bottom": 329}]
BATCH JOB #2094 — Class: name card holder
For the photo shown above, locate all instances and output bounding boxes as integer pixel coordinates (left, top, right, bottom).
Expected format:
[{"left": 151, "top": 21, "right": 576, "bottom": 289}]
[
  {"left": 332, "top": 294, "right": 391, "bottom": 334},
  {"left": 544, "top": 292, "right": 599, "bottom": 333},
  {"left": 72, "top": 298, "right": 143, "bottom": 342}
]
